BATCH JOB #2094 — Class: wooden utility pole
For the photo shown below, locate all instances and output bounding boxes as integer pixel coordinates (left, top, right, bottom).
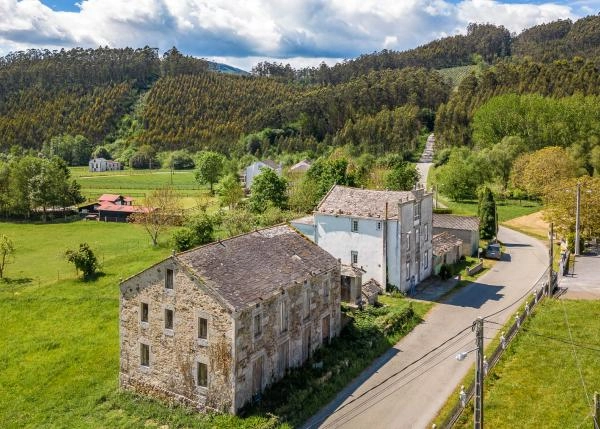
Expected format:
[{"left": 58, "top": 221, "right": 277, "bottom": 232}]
[
  {"left": 549, "top": 222, "right": 554, "bottom": 296},
  {"left": 474, "top": 317, "right": 484, "bottom": 429}
]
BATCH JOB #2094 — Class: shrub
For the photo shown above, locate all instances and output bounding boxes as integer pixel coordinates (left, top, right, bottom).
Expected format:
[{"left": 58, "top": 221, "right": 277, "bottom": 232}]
[
  {"left": 65, "top": 243, "right": 99, "bottom": 280},
  {"left": 439, "top": 264, "right": 451, "bottom": 280}
]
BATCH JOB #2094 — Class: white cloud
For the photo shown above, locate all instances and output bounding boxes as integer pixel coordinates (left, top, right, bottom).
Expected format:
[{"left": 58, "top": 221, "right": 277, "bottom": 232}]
[{"left": 0, "top": 0, "right": 593, "bottom": 68}]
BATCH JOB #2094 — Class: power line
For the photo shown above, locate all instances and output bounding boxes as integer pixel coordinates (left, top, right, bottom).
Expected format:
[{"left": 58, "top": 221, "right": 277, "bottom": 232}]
[
  {"left": 561, "top": 299, "right": 592, "bottom": 408},
  {"left": 522, "top": 329, "right": 600, "bottom": 353},
  {"left": 483, "top": 268, "right": 548, "bottom": 321},
  {"left": 307, "top": 324, "right": 473, "bottom": 428},
  {"left": 322, "top": 337, "right": 474, "bottom": 429}
]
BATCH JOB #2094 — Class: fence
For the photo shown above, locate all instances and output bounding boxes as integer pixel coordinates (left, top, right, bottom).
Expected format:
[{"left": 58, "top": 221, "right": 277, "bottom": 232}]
[{"left": 440, "top": 267, "right": 557, "bottom": 428}]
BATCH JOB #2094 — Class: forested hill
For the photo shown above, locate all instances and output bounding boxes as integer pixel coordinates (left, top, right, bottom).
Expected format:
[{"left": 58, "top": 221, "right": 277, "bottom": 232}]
[{"left": 0, "top": 15, "right": 599, "bottom": 161}]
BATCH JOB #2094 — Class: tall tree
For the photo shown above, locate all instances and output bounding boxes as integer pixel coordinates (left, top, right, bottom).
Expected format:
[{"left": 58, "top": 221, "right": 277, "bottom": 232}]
[
  {"left": 478, "top": 186, "right": 497, "bottom": 239},
  {"left": 216, "top": 174, "right": 244, "bottom": 210},
  {"left": 384, "top": 162, "right": 420, "bottom": 191},
  {"left": 195, "top": 152, "right": 225, "bottom": 194}
]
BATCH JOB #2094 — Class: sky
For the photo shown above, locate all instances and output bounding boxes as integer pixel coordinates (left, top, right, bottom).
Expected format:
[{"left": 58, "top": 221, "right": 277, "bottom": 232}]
[{"left": 0, "top": 0, "right": 598, "bottom": 71}]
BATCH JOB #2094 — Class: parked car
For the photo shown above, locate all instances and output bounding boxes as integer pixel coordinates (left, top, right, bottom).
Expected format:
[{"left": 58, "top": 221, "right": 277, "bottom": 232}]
[{"left": 485, "top": 243, "right": 502, "bottom": 260}]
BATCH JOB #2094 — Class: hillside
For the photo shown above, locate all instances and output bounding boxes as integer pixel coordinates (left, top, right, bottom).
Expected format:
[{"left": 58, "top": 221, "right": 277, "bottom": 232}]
[{"left": 0, "top": 15, "right": 599, "bottom": 160}]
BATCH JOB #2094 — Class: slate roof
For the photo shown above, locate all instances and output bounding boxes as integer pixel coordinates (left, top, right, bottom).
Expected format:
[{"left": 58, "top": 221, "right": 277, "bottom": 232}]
[
  {"left": 432, "top": 232, "right": 463, "bottom": 256},
  {"left": 176, "top": 225, "right": 338, "bottom": 311},
  {"left": 341, "top": 264, "right": 366, "bottom": 277},
  {"left": 433, "top": 214, "right": 479, "bottom": 231},
  {"left": 362, "top": 278, "right": 383, "bottom": 298},
  {"left": 291, "top": 215, "right": 314, "bottom": 226},
  {"left": 289, "top": 159, "right": 312, "bottom": 172},
  {"left": 316, "top": 185, "right": 417, "bottom": 219}
]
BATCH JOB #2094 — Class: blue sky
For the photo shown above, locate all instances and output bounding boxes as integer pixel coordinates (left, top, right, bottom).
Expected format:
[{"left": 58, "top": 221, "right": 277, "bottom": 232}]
[{"left": 1, "top": 0, "right": 598, "bottom": 70}]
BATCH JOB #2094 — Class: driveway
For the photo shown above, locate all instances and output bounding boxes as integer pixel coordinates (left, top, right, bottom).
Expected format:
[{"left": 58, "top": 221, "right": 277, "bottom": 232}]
[
  {"left": 558, "top": 248, "right": 600, "bottom": 299},
  {"left": 303, "top": 227, "right": 548, "bottom": 429}
]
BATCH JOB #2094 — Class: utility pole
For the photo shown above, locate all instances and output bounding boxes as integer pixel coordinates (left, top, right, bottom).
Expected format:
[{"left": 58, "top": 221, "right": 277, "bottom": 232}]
[
  {"left": 474, "top": 317, "right": 484, "bottom": 429},
  {"left": 548, "top": 222, "right": 554, "bottom": 296},
  {"left": 575, "top": 182, "right": 581, "bottom": 256}
]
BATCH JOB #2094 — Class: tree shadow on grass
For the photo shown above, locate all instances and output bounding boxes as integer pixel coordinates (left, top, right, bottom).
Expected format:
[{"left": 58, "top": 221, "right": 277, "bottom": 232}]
[
  {"left": 82, "top": 271, "right": 106, "bottom": 282},
  {"left": 0, "top": 277, "right": 33, "bottom": 286}
]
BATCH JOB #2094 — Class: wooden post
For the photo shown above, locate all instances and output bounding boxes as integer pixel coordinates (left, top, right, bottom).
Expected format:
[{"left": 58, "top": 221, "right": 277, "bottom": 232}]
[{"left": 474, "top": 317, "right": 484, "bottom": 429}]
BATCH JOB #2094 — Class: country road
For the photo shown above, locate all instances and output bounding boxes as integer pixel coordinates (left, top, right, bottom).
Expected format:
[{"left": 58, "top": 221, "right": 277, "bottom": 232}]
[{"left": 303, "top": 226, "right": 548, "bottom": 429}]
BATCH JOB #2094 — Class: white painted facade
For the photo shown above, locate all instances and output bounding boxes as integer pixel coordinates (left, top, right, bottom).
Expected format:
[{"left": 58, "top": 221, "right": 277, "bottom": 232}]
[
  {"left": 242, "top": 161, "right": 282, "bottom": 189},
  {"left": 314, "top": 191, "right": 433, "bottom": 293},
  {"left": 89, "top": 157, "right": 121, "bottom": 172}
]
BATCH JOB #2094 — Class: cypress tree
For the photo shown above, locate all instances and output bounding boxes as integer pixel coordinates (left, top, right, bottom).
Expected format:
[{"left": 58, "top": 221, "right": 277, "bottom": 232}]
[{"left": 478, "top": 186, "right": 497, "bottom": 239}]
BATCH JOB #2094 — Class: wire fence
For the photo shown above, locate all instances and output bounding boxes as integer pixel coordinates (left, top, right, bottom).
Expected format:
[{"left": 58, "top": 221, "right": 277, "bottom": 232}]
[{"left": 440, "top": 267, "right": 557, "bottom": 429}]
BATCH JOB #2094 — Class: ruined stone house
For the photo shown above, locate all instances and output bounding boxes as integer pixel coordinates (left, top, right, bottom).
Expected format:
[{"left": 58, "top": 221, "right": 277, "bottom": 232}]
[{"left": 119, "top": 225, "right": 341, "bottom": 414}]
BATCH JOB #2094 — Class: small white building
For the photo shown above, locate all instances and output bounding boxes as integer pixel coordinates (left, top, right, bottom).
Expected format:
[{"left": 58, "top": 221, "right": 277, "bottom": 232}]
[
  {"left": 312, "top": 185, "right": 434, "bottom": 293},
  {"left": 89, "top": 158, "right": 122, "bottom": 172},
  {"left": 241, "top": 160, "right": 282, "bottom": 190}
]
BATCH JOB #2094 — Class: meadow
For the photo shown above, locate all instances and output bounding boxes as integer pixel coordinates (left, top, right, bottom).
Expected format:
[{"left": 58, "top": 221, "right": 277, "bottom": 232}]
[
  {"left": 437, "top": 197, "right": 542, "bottom": 223},
  {"left": 448, "top": 299, "right": 600, "bottom": 428}
]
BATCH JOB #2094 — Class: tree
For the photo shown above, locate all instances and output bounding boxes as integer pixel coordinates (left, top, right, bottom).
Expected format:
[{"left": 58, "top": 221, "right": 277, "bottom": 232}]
[
  {"left": 130, "top": 186, "right": 183, "bottom": 246},
  {"left": 306, "top": 158, "right": 356, "bottom": 199},
  {"left": 65, "top": 243, "right": 99, "bottom": 280},
  {"left": 216, "top": 174, "right": 244, "bottom": 210},
  {"left": 248, "top": 168, "right": 288, "bottom": 213},
  {"left": 478, "top": 186, "right": 497, "bottom": 239},
  {"left": 542, "top": 176, "right": 600, "bottom": 238},
  {"left": 433, "top": 148, "right": 482, "bottom": 201},
  {"left": 195, "top": 152, "right": 224, "bottom": 194},
  {"left": 510, "top": 147, "right": 577, "bottom": 198},
  {"left": 92, "top": 146, "right": 112, "bottom": 160},
  {"left": 0, "top": 234, "right": 15, "bottom": 279},
  {"left": 384, "top": 162, "right": 420, "bottom": 191}
]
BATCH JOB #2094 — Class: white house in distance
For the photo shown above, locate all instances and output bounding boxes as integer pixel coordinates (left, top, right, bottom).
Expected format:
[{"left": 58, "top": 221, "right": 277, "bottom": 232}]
[
  {"left": 303, "top": 185, "right": 433, "bottom": 293},
  {"left": 89, "top": 158, "right": 122, "bottom": 172},
  {"left": 240, "top": 160, "right": 282, "bottom": 190}
]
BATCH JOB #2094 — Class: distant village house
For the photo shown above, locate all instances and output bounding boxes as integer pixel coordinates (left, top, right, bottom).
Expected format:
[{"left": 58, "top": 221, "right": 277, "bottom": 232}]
[
  {"left": 89, "top": 158, "right": 122, "bottom": 172},
  {"left": 119, "top": 225, "right": 341, "bottom": 414},
  {"left": 240, "top": 160, "right": 282, "bottom": 190}
]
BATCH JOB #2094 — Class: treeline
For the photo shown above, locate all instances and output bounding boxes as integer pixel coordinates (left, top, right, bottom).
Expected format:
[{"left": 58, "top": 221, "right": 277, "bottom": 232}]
[
  {"left": 512, "top": 15, "right": 600, "bottom": 63},
  {"left": 253, "top": 24, "right": 511, "bottom": 85},
  {"left": 0, "top": 155, "right": 84, "bottom": 219},
  {"left": 434, "top": 57, "right": 600, "bottom": 148}
]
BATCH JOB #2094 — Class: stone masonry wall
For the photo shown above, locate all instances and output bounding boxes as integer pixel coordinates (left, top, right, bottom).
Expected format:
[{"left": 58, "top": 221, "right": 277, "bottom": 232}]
[
  {"left": 233, "top": 265, "right": 341, "bottom": 411},
  {"left": 120, "top": 257, "right": 234, "bottom": 412}
]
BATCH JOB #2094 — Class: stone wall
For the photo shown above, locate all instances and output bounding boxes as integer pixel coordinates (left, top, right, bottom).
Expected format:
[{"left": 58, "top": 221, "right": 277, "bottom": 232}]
[
  {"left": 119, "top": 257, "right": 235, "bottom": 412},
  {"left": 232, "top": 265, "right": 341, "bottom": 411}
]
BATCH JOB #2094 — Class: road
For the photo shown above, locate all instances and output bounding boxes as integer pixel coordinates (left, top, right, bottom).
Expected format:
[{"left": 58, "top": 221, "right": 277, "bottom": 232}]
[
  {"left": 304, "top": 226, "right": 548, "bottom": 429},
  {"left": 416, "top": 133, "right": 435, "bottom": 189}
]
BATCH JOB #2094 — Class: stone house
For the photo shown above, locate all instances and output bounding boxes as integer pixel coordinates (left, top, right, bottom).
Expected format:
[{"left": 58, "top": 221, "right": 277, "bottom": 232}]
[
  {"left": 432, "top": 214, "right": 480, "bottom": 256},
  {"left": 313, "top": 185, "right": 434, "bottom": 293},
  {"left": 119, "top": 225, "right": 341, "bottom": 414},
  {"left": 432, "top": 232, "right": 464, "bottom": 275}
]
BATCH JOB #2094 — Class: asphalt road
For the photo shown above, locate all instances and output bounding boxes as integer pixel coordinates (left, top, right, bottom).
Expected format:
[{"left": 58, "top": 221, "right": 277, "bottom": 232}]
[{"left": 303, "top": 226, "right": 548, "bottom": 429}]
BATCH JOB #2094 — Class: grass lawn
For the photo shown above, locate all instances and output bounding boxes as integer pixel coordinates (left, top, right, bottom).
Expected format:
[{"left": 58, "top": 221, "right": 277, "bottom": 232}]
[
  {"left": 74, "top": 169, "right": 202, "bottom": 191},
  {"left": 438, "top": 197, "right": 542, "bottom": 222},
  {"left": 0, "top": 220, "right": 433, "bottom": 428},
  {"left": 449, "top": 299, "right": 600, "bottom": 428}
]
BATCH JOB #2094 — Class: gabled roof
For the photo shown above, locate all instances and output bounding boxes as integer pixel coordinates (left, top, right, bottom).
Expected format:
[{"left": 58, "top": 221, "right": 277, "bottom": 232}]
[
  {"left": 289, "top": 159, "right": 312, "bottom": 172},
  {"left": 362, "top": 278, "right": 383, "bottom": 298},
  {"left": 433, "top": 214, "right": 479, "bottom": 231},
  {"left": 316, "top": 185, "right": 419, "bottom": 219},
  {"left": 176, "top": 225, "right": 338, "bottom": 311},
  {"left": 98, "top": 193, "right": 124, "bottom": 202},
  {"left": 97, "top": 203, "right": 151, "bottom": 214},
  {"left": 432, "top": 232, "right": 463, "bottom": 256},
  {"left": 261, "top": 159, "right": 281, "bottom": 169}
]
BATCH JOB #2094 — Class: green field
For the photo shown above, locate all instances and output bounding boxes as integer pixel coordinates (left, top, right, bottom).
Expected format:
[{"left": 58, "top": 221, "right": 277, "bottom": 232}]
[
  {"left": 436, "top": 65, "right": 478, "bottom": 89},
  {"left": 0, "top": 220, "right": 432, "bottom": 428},
  {"left": 450, "top": 299, "right": 600, "bottom": 428},
  {"left": 438, "top": 197, "right": 542, "bottom": 222}
]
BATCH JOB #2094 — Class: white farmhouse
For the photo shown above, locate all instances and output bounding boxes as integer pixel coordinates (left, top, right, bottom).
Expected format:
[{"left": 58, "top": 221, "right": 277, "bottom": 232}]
[
  {"left": 241, "top": 160, "right": 282, "bottom": 190},
  {"left": 89, "top": 157, "right": 122, "bottom": 172},
  {"left": 312, "top": 185, "right": 433, "bottom": 293}
]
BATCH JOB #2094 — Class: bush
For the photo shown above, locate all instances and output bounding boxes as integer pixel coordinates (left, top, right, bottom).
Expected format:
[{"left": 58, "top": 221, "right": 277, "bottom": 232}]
[
  {"left": 172, "top": 228, "right": 196, "bottom": 252},
  {"left": 65, "top": 243, "right": 99, "bottom": 280},
  {"left": 439, "top": 264, "right": 451, "bottom": 280}
]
